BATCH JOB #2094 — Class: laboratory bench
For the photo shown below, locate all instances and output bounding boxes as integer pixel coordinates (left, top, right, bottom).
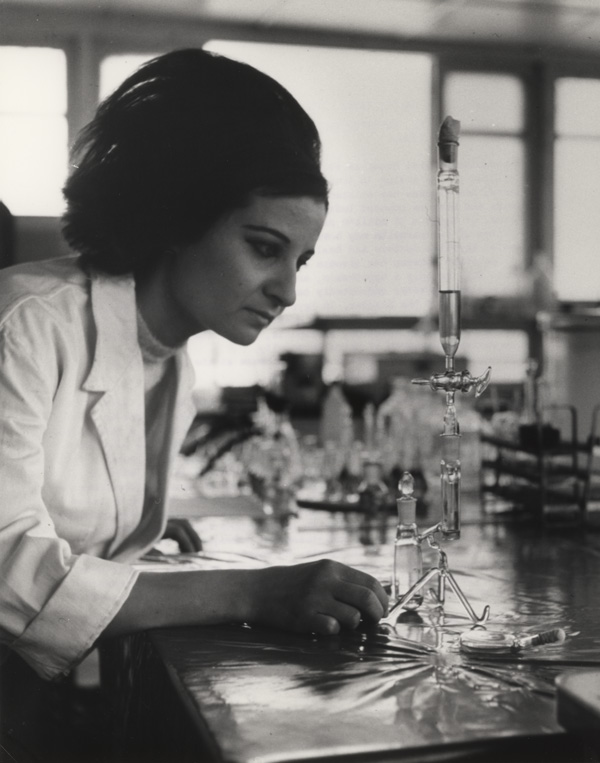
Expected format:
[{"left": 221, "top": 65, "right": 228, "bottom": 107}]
[{"left": 98, "top": 497, "right": 600, "bottom": 763}]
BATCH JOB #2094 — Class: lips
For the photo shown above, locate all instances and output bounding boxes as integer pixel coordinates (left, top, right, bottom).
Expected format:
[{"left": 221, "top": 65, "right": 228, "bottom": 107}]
[{"left": 245, "top": 308, "right": 278, "bottom": 324}]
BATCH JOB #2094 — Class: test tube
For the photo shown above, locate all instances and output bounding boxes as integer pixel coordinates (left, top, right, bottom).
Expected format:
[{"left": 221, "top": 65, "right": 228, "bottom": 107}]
[
  {"left": 437, "top": 116, "right": 461, "bottom": 366},
  {"left": 440, "top": 402, "right": 461, "bottom": 539}
]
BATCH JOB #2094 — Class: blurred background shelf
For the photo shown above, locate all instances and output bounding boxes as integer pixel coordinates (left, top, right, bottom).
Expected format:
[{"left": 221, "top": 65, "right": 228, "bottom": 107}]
[{"left": 481, "top": 405, "right": 600, "bottom": 526}]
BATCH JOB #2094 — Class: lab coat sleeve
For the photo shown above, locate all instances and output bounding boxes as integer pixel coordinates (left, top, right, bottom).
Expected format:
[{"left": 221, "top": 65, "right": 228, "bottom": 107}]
[{"left": 0, "top": 302, "right": 139, "bottom": 681}]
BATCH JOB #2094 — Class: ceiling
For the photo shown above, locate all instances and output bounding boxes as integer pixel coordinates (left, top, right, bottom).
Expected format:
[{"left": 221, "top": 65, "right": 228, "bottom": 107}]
[{"left": 7, "top": 0, "right": 600, "bottom": 55}]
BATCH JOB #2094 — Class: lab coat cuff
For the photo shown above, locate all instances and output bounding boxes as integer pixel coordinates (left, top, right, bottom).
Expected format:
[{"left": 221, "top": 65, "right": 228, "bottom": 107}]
[{"left": 11, "top": 554, "right": 139, "bottom": 681}]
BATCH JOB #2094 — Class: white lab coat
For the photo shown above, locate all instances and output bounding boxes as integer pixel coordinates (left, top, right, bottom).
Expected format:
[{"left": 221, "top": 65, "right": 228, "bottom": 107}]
[{"left": 0, "top": 256, "right": 195, "bottom": 680}]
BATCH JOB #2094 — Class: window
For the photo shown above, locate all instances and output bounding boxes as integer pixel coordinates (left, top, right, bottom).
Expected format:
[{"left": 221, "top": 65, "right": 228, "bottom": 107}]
[
  {"left": 443, "top": 71, "right": 527, "bottom": 298},
  {"left": 554, "top": 77, "right": 600, "bottom": 303},
  {"left": 0, "top": 46, "right": 67, "bottom": 216},
  {"left": 99, "top": 53, "right": 160, "bottom": 100}
]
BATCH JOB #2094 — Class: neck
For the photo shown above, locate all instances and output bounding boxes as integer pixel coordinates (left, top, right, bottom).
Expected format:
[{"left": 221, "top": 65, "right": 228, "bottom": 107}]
[{"left": 135, "top": 259, "right": 191, "bottom": 348}]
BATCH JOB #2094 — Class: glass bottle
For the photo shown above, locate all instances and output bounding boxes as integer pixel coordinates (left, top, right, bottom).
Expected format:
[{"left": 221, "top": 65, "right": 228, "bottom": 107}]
[
  {"left": 392, "top": 472, "right": 423, "bottom": 608},
  {"left": 376, "top": 377, "right": 413, "bottom": 479},
  {"left": 319, "top": 382, "right": 354, "bottom": 500},
  {"left": 357, "top": 460, "right": 389, "bottom": 518},
  {"left": 357, "top": 460, "right": 389, "bottom": 547},
  {"left": 319, "top": 382, "right": 353, "bottom": 452}
]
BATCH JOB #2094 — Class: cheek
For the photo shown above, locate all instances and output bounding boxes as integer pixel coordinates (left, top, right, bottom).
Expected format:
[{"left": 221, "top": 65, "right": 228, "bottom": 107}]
[{"left": 224, "top": 262, "right": 259, "bottom": 296}]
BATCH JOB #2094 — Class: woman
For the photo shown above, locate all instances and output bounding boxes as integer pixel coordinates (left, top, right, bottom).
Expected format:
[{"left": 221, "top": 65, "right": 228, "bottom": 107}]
[{"left": 0, "top": 49, "right": 387, "bottom": 686}]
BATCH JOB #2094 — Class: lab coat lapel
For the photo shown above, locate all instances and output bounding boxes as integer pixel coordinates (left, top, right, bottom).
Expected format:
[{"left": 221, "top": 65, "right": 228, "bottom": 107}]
[{"left": 83, "top": 271, "right": 146, "bottom": 557}]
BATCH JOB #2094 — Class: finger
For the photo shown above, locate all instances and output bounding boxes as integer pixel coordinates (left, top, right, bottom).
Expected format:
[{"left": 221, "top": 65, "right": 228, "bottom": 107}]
[
  {"left": 323, "top": 600, "right": 362, "bottom": 630},
  {"left": 165, "top": 520, "right": 202, "bottom": 552},
  {"left": 177, "top": 531, "right": 196, "bottom": 553},
  {"left": 339, "top": 569, "right": 388, "bottom": 613},
  {"left": 179, "top": 520, "right": 203, "bottom": 552},
  {"left": 164, "top": 523, "right": 188, "bottom": 549},
  {"left": 334, "top": 581, "right": 387, "bottom": 622},
  {"left": 307, "top": 613, "right": 341, "bottom": 636}
]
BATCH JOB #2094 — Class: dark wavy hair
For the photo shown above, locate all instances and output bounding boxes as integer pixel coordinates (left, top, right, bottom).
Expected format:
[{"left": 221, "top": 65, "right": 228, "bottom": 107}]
[{"left": 62, "top": 49, "right": 329, "bottom": 275}]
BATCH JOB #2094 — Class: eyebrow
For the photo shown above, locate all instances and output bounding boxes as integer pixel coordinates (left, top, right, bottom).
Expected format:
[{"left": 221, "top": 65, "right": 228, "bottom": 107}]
[{"left": 243, "top": 224, "right": 290, "bottom": 244}]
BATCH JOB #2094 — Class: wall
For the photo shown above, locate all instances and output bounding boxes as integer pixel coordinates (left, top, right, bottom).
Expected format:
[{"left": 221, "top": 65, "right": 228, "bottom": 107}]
[{"left": 14, "top": 217, "right": 71, "bottom": 265}]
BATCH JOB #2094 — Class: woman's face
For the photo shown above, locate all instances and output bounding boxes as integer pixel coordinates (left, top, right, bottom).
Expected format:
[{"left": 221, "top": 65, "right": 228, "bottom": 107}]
[{"left": 163, "top": 194, "right": 327, "bottom": 345}]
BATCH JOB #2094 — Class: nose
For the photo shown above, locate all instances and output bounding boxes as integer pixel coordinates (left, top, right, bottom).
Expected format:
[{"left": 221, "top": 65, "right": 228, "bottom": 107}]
[{"left": 265, "top": 262, "right": 297, "bottom": 309}]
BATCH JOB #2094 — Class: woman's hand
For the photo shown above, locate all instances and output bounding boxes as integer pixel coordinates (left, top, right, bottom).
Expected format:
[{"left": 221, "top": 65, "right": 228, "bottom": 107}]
[
  {"left": 162, "top": 518, "right": 203, "bottom": 552},
  {"left": 247, "top": 559, "right": 388, "bottom": 636}
]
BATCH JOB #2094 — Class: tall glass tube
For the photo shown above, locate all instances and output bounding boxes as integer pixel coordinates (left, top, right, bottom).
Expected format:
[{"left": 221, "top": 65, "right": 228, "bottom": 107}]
[
  {"left": 438, "top": 117, "right": 462, "bottom": 539},
  {"left": 440, "top": 432, "right": 461, "bottom": 539},
  {"left": 437, "top": 117, "right": 461, "bottom": 368}
]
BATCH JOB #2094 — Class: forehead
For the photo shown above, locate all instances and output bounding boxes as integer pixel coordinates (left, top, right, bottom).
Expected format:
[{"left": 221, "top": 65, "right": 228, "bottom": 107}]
[{"left": 230, "top": 194, "right": 327, "bottom": 232}]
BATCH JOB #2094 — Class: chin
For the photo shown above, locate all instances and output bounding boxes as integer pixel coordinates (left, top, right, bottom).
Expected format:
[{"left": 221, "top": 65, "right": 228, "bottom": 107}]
[
  {"left": 232, "top": 336, "right": 258, "bottom": 347},
  {"left": 219, "top": 326, "right": 263, "bottom": 346}
]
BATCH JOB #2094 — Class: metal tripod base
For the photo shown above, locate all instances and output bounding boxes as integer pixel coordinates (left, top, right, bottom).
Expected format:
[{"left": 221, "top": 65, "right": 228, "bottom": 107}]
[{"left": 391, "top": 537, "right": 490, "bottom": 625}]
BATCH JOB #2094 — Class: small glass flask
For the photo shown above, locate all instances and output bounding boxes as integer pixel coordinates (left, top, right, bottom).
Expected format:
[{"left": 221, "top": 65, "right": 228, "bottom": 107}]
[{"left": 392, "top": 471, "right": 423, "bottom": 608}]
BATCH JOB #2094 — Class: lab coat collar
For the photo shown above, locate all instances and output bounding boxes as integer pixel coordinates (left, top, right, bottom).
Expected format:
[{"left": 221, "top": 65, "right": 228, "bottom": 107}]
[
  {"left": 83, "top": 270, "right": 140, "bottom": 393},
  {"left": 83, "top": 271, "right": 146, "bottom": 557}
]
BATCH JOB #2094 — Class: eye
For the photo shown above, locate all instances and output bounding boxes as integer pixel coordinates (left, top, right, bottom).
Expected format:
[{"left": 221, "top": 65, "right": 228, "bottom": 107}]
[{"left": 249, "top": 239, "right": 280, "bottom": 259}]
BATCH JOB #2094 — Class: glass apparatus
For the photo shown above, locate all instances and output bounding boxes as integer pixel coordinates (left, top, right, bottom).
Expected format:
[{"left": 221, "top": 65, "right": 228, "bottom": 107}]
[
  {"left": 393, "top": 116, "right": 492, "bottom": 623},
  {"left": 392, "top": 472, "right": 423, "bottom": 607}
]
